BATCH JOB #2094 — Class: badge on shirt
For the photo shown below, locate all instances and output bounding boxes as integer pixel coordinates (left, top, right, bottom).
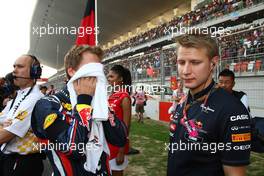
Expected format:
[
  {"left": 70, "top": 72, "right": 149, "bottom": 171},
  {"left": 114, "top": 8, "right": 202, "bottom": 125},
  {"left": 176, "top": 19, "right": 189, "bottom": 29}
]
[
  {"left": 62, "top": 102, "right": 72, "bottom": 111},
  {"left": 15, "top": 111, "right": 28, "bottom": 120},
  {"left": 76, "top": 104, "right": 92, "bottom": 128},
  {"left": 231, "top": 133, "right": 251, "bottom": 142},
  {"left": 43, "top": 113, "right": 58, "bottom": 129}
]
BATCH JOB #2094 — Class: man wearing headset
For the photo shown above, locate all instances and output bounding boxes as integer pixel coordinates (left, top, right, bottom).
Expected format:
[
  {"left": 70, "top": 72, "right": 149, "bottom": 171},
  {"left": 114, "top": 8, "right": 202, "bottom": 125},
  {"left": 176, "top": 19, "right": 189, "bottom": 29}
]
[
  {"left": 0, "top": 55, "right": 44, "bottom": 176},
  {"left": 167, "top": 31, "right": 251, "bottom": 176}
]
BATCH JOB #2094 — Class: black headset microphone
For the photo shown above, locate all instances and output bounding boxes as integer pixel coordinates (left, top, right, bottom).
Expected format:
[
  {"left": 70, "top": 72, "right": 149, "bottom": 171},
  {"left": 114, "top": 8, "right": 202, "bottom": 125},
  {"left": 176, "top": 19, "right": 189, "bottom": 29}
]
[
  {"left": 12, "top": 75, "right": 32, "bottom": 79},
  {"left": 12, "top": 55, "right": 42, "bottom": 80}
]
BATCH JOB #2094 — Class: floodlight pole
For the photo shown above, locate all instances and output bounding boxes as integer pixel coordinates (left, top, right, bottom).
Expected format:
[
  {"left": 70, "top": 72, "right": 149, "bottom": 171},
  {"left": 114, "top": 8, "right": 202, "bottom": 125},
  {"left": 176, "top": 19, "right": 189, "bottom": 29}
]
[
  {"left": 160, "top": 51, "right": 165, "bottom": 101},
  {"left": 95, "top": 0, "right": 98, "bottom": 46}
]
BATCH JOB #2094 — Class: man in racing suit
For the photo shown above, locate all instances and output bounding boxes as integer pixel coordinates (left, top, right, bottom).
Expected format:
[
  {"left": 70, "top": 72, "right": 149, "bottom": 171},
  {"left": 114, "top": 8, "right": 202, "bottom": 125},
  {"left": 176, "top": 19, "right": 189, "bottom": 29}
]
[
  {"left": 31, "top": 45, "right": 127, "bottom": 176},
  {"left": 167, "top": 32, "right": 251, "bottom": 176}
]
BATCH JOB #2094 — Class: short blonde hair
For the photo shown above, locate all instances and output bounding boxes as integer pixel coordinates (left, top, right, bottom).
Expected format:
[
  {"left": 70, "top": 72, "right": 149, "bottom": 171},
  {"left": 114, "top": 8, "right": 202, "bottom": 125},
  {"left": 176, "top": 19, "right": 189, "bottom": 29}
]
[{"left": 177, "top": 30, "right": 219, "bottom": 60}]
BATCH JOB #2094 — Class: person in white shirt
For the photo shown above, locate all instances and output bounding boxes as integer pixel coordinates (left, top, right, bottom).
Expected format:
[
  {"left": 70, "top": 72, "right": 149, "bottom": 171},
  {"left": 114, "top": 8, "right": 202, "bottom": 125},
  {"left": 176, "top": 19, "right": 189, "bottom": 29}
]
[
  {"left": 0, "top": 55, "right": 44, "bottom": 176},
  {"left": 133, "top": 86, "right": 147, "bottom": 123},
  {"left": 218, "top": 69, "right": 250, "bottom": 112}
]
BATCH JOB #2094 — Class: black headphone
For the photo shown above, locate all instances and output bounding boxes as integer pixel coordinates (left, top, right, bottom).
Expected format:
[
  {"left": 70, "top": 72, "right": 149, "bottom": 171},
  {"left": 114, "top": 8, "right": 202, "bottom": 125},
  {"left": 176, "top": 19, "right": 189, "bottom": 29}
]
[
  {"left": 210, "top": 62, "right": 216, "bottom": 72},
  {"left": 27, "top": 55, "right": 42, "bottom": 79}
]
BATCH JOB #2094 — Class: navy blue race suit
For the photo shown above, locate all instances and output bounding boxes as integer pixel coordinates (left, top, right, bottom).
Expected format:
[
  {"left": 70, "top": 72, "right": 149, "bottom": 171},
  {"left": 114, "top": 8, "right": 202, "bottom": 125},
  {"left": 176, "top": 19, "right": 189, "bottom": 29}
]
[
  {"left": 31, "top": 87, "right": 127, "bottom": 176},
  {"left": 167, "top": 80, "right": 251, "bottom": 176}
]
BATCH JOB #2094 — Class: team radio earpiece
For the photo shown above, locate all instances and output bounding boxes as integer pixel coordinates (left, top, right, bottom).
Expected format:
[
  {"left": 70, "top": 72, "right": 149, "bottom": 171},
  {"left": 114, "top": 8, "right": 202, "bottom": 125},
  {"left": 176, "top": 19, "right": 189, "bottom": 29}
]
[
  {"left": 211, "top": 62, "right": 216, "bottom": 71},
  {"left": 28, "top": 55, "right": 42, "bottom": 79}
]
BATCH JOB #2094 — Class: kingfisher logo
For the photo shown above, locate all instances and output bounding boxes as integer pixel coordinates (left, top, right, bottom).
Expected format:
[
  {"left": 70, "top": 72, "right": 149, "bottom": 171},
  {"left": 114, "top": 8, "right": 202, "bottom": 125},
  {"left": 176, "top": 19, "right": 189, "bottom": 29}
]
[{"left": 230, "top": 115, "right": 249, "bottom": 121}]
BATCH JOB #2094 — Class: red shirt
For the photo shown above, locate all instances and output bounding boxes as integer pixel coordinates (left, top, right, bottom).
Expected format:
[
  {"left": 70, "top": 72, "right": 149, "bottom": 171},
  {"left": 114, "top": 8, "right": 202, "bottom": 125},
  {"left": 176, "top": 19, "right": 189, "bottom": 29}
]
[{"left": 108, "top": 90, "right": 131, "bottom": 160}]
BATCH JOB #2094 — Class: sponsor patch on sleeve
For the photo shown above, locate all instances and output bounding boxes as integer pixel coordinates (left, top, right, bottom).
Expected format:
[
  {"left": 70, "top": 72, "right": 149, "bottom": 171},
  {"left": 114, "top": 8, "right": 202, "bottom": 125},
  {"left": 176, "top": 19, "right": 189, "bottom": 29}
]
[
  {"left": 43, "top": 113, "right": 58, "bottom": 129},
  {"left": 62, "top": 102, "right": 72, "bottom": 111},
  {"left": 15, "top": 111, "right": 28, "bottom": 120},
  {"left": 231, "top": 133, "right": 251, "bottom": 142},
  {"left": 76, "top": 104, "right": 92, "bottom": 127}
]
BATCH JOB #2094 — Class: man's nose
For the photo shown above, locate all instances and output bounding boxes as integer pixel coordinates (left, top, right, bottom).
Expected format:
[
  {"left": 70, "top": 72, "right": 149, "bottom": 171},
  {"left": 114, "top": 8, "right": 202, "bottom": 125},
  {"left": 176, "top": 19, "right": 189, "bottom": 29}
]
[
  {"left": 13, "top": 66, "right": 18, "bottom": 74},
  {"left": 220, "top": 83, "right": 227, "bottom": 88},
  {"left": 182, "top": 63, "right": 191, "bottom": 75}
]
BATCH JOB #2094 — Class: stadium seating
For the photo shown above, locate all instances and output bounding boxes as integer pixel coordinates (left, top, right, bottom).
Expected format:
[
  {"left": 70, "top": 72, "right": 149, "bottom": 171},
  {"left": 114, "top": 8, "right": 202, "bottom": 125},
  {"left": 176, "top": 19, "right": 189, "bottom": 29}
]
[{"left": 104, "top": 0, "right": 261, "bottom": 58}]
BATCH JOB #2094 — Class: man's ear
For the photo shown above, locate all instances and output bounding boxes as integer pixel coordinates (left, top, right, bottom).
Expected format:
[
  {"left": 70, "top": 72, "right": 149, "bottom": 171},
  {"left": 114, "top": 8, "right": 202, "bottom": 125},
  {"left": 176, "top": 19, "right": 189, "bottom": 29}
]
[
  {"left": 210, "top": 56, "right": 219, "bottom": 71},
  {"left": 67, "top": 67, "right": 76, "bottom": 78},
  {"left": 211, "top": 56, "right": 219, "bottom": 66},
  {"left": 232, "top": 81, "right": 235, "bottom": 88}
]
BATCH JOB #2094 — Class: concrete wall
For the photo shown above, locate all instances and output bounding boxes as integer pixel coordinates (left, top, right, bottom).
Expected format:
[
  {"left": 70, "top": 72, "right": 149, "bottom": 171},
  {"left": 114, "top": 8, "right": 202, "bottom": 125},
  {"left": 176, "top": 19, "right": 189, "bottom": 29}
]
[
  {"left": 132, "top": 75, "right": 264, "bottom": 121},
  {"left": 234, "top": 76, "right": 264, "bottom": 117},
  {"left": 132, "top": 99, "right": 160, "bottom": 121}
]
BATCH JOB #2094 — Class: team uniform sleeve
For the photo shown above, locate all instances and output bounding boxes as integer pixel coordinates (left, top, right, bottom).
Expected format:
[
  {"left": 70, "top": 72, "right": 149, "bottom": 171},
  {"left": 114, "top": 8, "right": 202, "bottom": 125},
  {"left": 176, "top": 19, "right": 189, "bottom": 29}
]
[
  {"left": 4, "top": 94, "right": 42, "bottom": 138},
  {"left": 218, "top": 101, "right": 251, "bottom": 166},
  {"left": 102, "top": 109, "right": 128, "bottom": 147},
  {"left": 240, "top": 94, "right": 249, "bottom": 110},
  {"left": 31, "top": 94, "right": 93, "bottom": 158}
]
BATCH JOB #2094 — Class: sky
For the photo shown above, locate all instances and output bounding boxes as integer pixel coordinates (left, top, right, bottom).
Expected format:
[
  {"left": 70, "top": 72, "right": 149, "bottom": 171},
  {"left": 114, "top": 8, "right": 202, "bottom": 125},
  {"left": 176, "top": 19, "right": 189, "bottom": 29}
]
[{"left": 0, "top": 1, "right": 57, "bottom": 78}]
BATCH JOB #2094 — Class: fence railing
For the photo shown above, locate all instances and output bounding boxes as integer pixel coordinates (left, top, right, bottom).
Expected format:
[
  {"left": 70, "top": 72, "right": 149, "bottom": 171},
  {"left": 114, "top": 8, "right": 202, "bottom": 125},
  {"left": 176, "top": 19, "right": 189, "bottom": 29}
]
[{"left": 220, "top": 53, "right": 264, "bottom": 73}]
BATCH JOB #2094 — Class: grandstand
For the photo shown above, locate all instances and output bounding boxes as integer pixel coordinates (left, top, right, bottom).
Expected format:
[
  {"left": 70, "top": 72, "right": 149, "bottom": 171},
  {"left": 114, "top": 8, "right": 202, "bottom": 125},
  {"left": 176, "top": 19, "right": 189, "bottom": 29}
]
[
  {"left": 45, "top": 0, "right": 264, "bottom": 118},
  {"left": 103, "top": 0, "right": 264, "bottom": 118}
]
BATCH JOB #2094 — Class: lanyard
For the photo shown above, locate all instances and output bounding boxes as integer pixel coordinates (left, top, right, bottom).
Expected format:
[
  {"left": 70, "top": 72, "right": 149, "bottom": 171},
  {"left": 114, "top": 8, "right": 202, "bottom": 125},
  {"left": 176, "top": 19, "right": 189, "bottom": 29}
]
[
  {"left": 9, "top": 86, "right": 34, "bottom": 116},
  {"left": 181, "top": 83, "right": 216, "bottom": 125}
]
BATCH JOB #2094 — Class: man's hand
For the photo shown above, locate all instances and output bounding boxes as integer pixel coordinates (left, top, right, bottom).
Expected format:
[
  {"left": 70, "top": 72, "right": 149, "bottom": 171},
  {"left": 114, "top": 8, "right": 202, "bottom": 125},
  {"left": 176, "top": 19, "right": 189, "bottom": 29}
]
[
  {"left": 116, "top": 147, "right": 125, "bottom": 165},
  {"left": 73, "top": 77, "right": 97, "bottom": 96},
  {"left": 3, "top": 119, "right": 12, "bottom": 128},
  {"left": 0, "top": 78, "right": 5, "bottom": 86},
  {"left": 223, "top": 165, "right": 246, "bottom": 176}
]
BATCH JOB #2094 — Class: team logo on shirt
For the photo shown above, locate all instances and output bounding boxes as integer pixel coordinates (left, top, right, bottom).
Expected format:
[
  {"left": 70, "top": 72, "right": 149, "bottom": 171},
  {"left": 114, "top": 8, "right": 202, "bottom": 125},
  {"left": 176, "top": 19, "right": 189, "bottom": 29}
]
[
  {"left": 0, "top": 112, "right": 3, "bottom": 116},
  {"left": 231, "top": 133, "right": 251, "bottom": 142},
  {"left": 15, "top": 111, "right": 28, "bottom": 120},
  {"left": 200, "top": 104, "right": 215, "bottom": 113},
  {"left": 230, "top": 125, "right": 251, "bottom": 131},
  {"left": 181, "top": 119, "right": 204, "bottom": 143},
  {"left": 233, "top": 144, "right": 251, "bottom": 150},
  {"left": 43, "top": 113, "right": 58, "bottom": 129},
  {"left": 230, "top": 114, "right": 249, "bottom": 121},
  {"left": 62, "top": 102, "right": 72, "bottom": 111},
  {"left": 76, "top": 104, "right": 92, "bottom": 128}
]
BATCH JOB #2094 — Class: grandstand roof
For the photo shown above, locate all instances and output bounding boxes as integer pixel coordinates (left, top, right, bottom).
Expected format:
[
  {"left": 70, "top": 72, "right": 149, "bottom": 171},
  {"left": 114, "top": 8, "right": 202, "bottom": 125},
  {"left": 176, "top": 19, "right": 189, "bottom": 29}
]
[{"left": 29, "top": 0, "right": 188, "bottom": 69}]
